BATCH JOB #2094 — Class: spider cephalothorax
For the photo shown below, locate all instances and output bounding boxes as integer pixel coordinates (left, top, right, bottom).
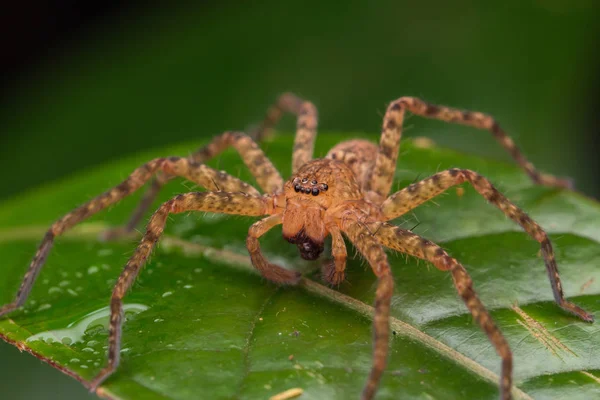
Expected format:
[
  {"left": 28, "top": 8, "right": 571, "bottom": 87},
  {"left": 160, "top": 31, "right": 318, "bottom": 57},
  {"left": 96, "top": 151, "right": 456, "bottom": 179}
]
[
  {"left": 0, "top": 93, "right": 592, "bottom": 400},
  {"left": 282, "top": 158, "right": 364, "bottom": 261}
]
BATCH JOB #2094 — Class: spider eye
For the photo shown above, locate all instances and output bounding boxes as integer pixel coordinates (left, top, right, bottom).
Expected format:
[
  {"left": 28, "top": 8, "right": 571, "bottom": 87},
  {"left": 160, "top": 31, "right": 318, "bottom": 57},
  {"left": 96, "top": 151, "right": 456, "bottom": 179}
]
[
  {"left": 311, "top": 180, "right": 317, "bottom": 185},
  {"left": 311, "top": 187, "right": 319, "bottom": 196},
  {"left": 321, "top": 183, "right": 328, "bottom": 191},
  {"left": 301, "top": 178, "right": 308, "bottom": 183},
  {"left": 303, "top": 187, "right": 311, "bottom": 194},
  {"left": 294, "top": 184, "right": 301, "bottom": 192}
]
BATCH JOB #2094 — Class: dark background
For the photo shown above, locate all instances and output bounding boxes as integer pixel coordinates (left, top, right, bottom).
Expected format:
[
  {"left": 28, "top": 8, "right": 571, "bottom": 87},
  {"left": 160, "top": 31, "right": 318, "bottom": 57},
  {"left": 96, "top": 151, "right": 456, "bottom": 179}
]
[{"left": 0, "top": 1, "right": 598, "bottom": 398}]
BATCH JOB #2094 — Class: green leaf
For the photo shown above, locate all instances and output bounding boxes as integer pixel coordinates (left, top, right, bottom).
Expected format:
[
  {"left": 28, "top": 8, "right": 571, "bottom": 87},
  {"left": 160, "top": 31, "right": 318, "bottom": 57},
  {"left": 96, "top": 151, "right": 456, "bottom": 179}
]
[{"left": 0, "top": 134, "right": 599, "bottom": 400}]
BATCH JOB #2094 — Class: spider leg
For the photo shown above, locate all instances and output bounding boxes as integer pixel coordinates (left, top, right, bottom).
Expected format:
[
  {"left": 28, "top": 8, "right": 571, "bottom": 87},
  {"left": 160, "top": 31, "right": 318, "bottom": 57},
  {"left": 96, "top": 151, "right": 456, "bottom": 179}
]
[
  {"left": 321, "top": 224, "right": 348, "bottom": 286},
  {"left": 247, "top": 214, "right": 301, "bottom": 284},
  {"left": 291, "top": 101, "right": 318, "bottom": 174},
  {"left": 368, "top": 97, "right": 572, "bottom": 202},
  {"left": 0, "top": 157, "right": 259, "bottom": 317},
  {"left": 334, "top": 215, "right": 394, "bottom": 400},
  {"left": 106, "top": 128, "right": 288, "bottom": 239},
  {"left": 251, "top": 92, "right": 318, "bottom": 174},
  {"left": 381, "top": 168, "right": 593, "bottom": 322},
  {"left": 371, "top": 222, "right": 513, "bottom": 400},
  {"left": 252, "top": 92, "right": 304, "bottom": 141},
  {"left": 87, "top": 191, "right": 270, "bottom": 390}
]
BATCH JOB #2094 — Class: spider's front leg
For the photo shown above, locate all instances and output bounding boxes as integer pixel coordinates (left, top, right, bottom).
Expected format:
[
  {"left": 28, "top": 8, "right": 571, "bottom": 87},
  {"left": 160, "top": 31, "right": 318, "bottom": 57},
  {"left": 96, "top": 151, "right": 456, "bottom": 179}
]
[
  {"left": 371, "top": 223, "right": 514, "bottom": 400},
  {"left": 89, "top": 191, "right": 271, "bottom": 390},
  {"left": 0, "top": 156, "right": 256, "bottom": 317},
  {"left": 367, "top": 97, "right": 572, "bottom": 202},
  {"left": 381, "top": 168, "right": 593, "bottom": 322}
]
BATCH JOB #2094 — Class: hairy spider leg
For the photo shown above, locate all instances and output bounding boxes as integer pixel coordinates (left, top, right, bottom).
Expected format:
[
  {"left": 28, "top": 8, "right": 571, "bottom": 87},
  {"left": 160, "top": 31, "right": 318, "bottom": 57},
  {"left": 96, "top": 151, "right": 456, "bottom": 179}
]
[
  {"left": 0, "top": 157, "right": 257, "bottom": 317},
  {"left": 368, "top": 97, "right": 572, "bottom": 202},
  {"left": 88, "top": 192, "right": 270, "bottom": 390},
  {"left": 381, "top": 168, "right": 593, "bottom": 322},
  {"left": 103, "top": 131, "right": 285, "bottom": 240},
  {"left": 110, "top": 92, "right": 317, "bottom": 238},
  {"left": 250, "top": 92, "right": 318, "bottom": 174},
  {"left": 247, "top": 214, "right": 301, "bottom": 284},
  {"left": 251, "top": 92, "right": 305, "bottom": 141},
  {"left": 337, "top": 216, "right": 394, "bottom": 400},
  {"left": 291, "top": 101, "right": 318, "bottom": 174},
  {"left": 373, "top": 223, "right": 513, "bottom": 400}
]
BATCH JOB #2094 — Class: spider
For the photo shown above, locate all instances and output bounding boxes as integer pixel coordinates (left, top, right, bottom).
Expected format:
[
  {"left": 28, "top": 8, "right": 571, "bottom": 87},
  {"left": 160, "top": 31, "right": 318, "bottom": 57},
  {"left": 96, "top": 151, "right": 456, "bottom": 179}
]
[{"left": 0, "top": 93, "right": 593, "bottom": 400}]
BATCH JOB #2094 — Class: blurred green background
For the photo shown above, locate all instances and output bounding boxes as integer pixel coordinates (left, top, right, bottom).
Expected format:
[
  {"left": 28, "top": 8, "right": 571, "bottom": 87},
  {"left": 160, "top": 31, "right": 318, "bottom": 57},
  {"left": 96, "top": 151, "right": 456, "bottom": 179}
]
[{"left": 0, "top": 1, "right": 598, "bottom": 398}]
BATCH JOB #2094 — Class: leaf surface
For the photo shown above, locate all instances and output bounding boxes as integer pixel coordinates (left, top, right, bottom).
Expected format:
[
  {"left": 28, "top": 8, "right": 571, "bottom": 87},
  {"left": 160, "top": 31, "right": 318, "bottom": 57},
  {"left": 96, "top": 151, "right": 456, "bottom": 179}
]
[{"left": 0, "top": 134, "right": 599, "bottom": 400}]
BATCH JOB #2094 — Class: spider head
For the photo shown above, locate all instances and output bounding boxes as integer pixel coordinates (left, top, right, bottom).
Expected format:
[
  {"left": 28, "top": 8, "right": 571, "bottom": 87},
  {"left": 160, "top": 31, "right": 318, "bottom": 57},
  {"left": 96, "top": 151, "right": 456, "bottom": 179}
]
[
  {"left": 283, "top": 158, "right": 362, "bottom": 209},
  {"left": 281, "top": 159, "right": 362, "bottom": 260}
]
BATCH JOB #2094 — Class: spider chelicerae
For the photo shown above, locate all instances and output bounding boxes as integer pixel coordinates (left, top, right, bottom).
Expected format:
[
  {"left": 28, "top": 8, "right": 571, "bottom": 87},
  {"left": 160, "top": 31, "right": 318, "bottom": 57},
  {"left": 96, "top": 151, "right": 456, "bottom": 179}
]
[{"left": 0, "top": 93, "right": 593, "bottom": 400}]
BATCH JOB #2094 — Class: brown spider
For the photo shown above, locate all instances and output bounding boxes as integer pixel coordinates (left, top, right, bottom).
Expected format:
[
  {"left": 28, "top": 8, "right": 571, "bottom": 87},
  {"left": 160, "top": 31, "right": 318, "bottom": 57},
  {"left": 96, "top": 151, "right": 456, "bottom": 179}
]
[{"left": 0, "top": 93, "right": 593, "bottom": 400}]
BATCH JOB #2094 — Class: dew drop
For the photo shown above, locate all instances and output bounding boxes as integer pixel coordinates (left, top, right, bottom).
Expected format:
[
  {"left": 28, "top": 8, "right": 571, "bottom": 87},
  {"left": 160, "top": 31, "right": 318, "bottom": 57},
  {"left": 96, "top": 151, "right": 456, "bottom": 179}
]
[
  {"left": 26, "top": 303, "right": 149, "bottom": 345},
  {"left": 36, "top": 304, "right": 51, "bottom": 312},
  {"left": 48, "top": 287, "right": 62, "bottom": 295},
  {"left": 162, "top": 291, "right": 173, "bottom": 298},
  {"left": 183, "top": 285, "right": 193, "bottom": 289},
  {"left": 82, "top": 347, "right": 94, "bottom": 353},
  {"left": 70, "top": 358, "right": 80, "bottom": 363},
  {"left": 59, "top": 280, "right": 71, "bottom": 287},
  {"left": 87, "top": 266, "right": 99, "bottom": 275},
  {"left": 154, "top": 318, "right": 164, "bottom": 323},
  {"left": 97, "top": 249, "right": 113, "bottom": 257},
  {"left": 80, "top": 365, "right": 88, "bottom": 369}
]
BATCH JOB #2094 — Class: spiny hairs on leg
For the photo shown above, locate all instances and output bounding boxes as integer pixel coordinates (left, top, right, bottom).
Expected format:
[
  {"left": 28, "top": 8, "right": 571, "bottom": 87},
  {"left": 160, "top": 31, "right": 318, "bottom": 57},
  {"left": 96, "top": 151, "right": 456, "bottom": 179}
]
[
  {"left": 89, "top": 191, "right": 270, "bottom": 389},
  {"left": 381, "top": 168, "right": 593, "bottom": 322},
  {"left": 372, "top": 223, "right": 513, "bottom": 400},
  {"left": 368, "top": 96, "right": 572, "bottom": 202}
]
